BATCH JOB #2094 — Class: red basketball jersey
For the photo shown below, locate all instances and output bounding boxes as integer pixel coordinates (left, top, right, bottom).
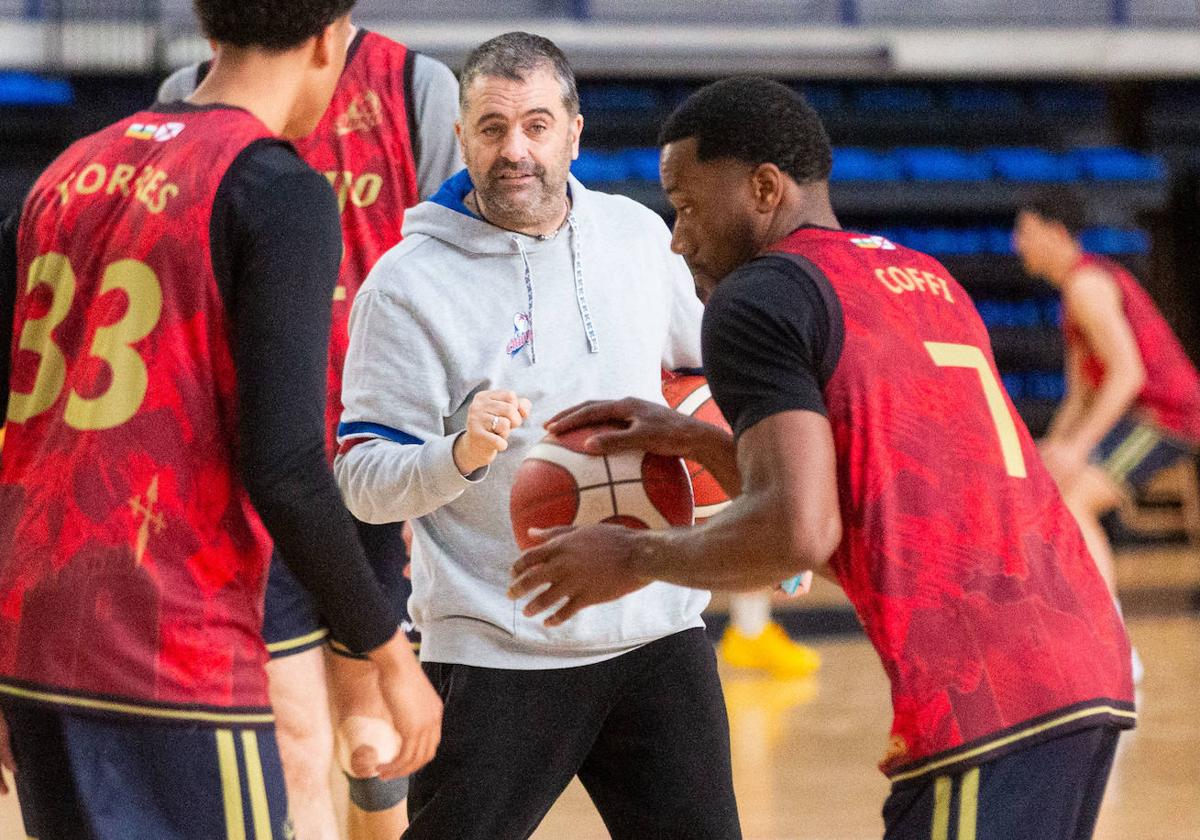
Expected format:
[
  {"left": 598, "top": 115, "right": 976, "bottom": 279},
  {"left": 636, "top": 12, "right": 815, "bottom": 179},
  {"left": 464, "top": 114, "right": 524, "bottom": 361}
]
[
  {"left": 293, "top": 32, "right": 421, "bottom": 457},
  {"left": 767, "top": 228, "right": 1135, "bottom": 782},
  {"left": 1064, "top": 253, "right": 1200, "bottom": 443},
  {"left": 0, "top": 107, "right": 276, "bottom": 724}
]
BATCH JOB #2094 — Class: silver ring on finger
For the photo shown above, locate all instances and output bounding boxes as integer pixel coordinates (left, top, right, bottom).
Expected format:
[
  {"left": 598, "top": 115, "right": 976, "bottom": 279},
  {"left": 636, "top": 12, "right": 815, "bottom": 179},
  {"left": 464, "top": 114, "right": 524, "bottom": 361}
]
[{"left": 490, "top": 414, "right": 500, "bottom": 432}]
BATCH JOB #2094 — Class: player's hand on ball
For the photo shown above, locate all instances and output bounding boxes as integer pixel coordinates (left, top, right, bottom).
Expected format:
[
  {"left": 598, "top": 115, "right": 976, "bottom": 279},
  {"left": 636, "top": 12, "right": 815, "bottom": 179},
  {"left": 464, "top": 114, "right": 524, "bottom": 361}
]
[
  {"left": 368, "top": 631, "right": 443, "bottom": 778},
  {"left": 508, "top": 524, "right": 653, "bottom": 626},
  {"left": 545, "top": 397, "right": 709, "bottom": 458},
  {"left": 454, "top": 389, "right": 532, "bottom": 475}
]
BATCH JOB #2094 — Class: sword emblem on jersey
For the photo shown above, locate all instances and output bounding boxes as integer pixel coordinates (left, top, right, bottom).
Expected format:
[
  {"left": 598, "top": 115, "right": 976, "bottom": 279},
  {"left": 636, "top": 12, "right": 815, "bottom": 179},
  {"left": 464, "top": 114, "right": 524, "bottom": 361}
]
[
  {"left": 336, "top": 90, "right": 384, "bottom": 136},
  {"left": 128, "top": 474, "right": 166, "bottom": 564}
]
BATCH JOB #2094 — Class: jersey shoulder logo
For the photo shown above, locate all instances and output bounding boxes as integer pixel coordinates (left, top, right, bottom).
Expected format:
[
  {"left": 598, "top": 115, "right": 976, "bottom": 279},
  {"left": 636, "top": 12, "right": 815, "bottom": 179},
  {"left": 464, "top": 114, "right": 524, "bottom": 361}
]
[
  {"left": 124, "top": 122, "right": 185, "bottom": 143},
  {"left": 850, "top": 235, "right": 897, "bottom": 251},
  {"left": 336, "top": 91, "right": 384, "bottom": 136}
]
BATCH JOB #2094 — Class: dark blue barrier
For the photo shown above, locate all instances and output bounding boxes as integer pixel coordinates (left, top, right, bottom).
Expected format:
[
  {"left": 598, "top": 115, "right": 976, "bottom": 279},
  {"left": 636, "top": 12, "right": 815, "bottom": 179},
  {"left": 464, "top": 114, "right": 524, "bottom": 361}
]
[
  {"left": 893, "top": 147, "right": 994, "bottom": 181},
  {"left": 988, "top": 147, "right": 1082, "bottom": 182},
  {"left": 0, "top": 71, "right": 73, "bottom": 105}
]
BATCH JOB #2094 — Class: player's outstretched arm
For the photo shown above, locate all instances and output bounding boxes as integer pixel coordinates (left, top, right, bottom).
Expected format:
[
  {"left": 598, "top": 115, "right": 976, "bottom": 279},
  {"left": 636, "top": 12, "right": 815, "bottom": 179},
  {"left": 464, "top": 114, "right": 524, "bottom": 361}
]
[
  {"left": 544, "top": 397, "right": 740, "bottom": 496},
  {"left": 1042, "top": 269, "right": 1145, "bottom": 482},
  {"left": 227, "top": 145, "right": 444, "bottom": 774},
  {"left": 510, "top": 409, "right": 841, "bottom": 626}
]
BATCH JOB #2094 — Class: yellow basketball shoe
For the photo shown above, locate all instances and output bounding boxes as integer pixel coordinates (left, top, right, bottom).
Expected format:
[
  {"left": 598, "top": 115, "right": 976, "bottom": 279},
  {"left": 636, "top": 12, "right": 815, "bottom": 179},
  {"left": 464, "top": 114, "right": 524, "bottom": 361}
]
[{"left": 718, "top": 621, "right": 822, "bottom": 679}]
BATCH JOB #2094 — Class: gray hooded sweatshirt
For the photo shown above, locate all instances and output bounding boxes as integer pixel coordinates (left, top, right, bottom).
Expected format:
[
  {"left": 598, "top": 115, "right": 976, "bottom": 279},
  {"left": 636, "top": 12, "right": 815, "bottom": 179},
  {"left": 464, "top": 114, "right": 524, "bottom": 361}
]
[{"left": 334, "top": 170, "right": 710, "bottom": 668}]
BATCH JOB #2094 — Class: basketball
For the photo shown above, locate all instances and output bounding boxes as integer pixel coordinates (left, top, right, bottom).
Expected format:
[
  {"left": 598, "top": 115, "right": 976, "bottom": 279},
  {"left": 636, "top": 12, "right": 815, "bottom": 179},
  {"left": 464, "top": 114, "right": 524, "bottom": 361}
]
[
  {"left": 662, "top": 374, "right": 732, "bottom": 523},
  {"left": 510, "top": 423, "right": 694, "bottom": 550}
]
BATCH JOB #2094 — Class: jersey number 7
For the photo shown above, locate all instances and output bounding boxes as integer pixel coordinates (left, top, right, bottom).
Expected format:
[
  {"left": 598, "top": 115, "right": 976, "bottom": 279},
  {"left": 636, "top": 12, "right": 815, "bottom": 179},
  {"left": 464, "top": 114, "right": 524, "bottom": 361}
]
[{"left": 925, "top": 341, "right": 1028, "bottom": 479}]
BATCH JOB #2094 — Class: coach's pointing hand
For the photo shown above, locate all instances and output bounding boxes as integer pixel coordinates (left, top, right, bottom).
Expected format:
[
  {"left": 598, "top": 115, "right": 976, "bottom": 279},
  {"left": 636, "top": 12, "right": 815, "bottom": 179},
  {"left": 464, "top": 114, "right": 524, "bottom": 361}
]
[{"left": 454, "top": 390, "right": 532, "bottom": 475}]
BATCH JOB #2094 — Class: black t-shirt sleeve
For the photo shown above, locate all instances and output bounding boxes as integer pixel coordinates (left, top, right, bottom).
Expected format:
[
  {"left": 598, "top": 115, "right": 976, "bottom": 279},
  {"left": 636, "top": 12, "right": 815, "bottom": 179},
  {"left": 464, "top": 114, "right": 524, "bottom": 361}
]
[
  {"left": 701, "top": 255, "right": 844, "bottom": 439},
  {"left": 0, "top": 210, "right": 18, "bottom": 423},
  {"left": 213, "top": 141, "right": 399, "bottom": 654}
]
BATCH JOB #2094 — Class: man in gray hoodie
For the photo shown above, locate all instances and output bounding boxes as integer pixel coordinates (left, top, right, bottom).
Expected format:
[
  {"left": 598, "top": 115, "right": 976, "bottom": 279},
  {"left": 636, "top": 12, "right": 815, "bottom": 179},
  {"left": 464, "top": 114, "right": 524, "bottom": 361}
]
[{"left": 335, "top": 31, "right": 740, "bottom": 840}]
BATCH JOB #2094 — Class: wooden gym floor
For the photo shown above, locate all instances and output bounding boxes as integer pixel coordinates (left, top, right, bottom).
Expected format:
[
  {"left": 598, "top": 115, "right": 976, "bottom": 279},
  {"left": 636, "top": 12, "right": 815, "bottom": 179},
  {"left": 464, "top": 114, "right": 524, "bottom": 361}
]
[{"left": 3, "top": 547, "right": 1197, "bottom": 840}]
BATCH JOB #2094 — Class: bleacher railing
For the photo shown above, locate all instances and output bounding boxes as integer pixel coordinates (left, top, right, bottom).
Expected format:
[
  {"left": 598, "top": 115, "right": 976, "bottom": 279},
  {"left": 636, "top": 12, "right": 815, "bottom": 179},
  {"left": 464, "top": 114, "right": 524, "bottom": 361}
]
[
  {"left": 7, "top": 0, "right": 1198, "bottom": 26},
  {"left": 1, "top": 0, "right": 1198, "bottom": 74}
]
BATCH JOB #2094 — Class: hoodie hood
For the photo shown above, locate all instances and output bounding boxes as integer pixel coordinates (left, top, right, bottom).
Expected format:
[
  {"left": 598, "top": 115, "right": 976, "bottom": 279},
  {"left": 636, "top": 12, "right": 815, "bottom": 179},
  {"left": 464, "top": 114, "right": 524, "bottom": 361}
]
[{"left": 403, "top": 169, "right": 598, "bottom": 362}]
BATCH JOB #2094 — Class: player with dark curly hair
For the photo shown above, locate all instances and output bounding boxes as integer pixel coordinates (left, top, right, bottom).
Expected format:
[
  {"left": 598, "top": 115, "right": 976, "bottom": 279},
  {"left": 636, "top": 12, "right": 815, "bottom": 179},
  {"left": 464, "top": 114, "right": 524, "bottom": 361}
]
[
  {"left": 513, "top": 77, "right": 1136, "bottom": 840},
  {"left": 0, "top": 1, "right": 441, "bottom": 837}
]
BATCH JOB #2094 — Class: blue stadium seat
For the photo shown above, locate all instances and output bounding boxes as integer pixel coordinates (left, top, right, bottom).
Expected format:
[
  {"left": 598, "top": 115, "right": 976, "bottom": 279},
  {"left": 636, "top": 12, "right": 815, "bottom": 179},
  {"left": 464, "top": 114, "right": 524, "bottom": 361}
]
[
  {"left": 893, "top": 148, "right": 993, "bottom": 181},
  {"left": 1071, "top": 147, "right": 1167, "bottom": 181},
  {"left": 1030, "top": 86, "right": 1106, "bottom": 115},
  {"left": 1002, "top": 373, "right": 1026, "bottom": 399},
  {"left": 1080, "top": 226, "right": 1152, "bottom": 254},
  {"left": 987, "top": 148, "right": 1081, "bottom": 182},
  {"left": 891, "top": 227, "right": 986, "bottom": 255},
  {"left": 0, "top": 71, "right": 73, "bottom": 106},
  {"left": 798, "top": 84, "right": 843, "bottom": 112},
  {"left": 579, "top": 86, "right": 661, "bottom": 113},
  {"left": 1011, "top": 300, "right": 1042, "bottom": 328},
  {"left": 852, "top": 86, "right": 937, "bottom": 112},
  {"left": 571, "top": 150, "right": 630, "bottom": 184},
  {"left": 830, "top": 148, "right": 903, "bottom": 182},
  {"left": 946, "top": 86, "right": 1025, "bottom": 115},
  {"left": 983, "top": 227, "right": 1014, "bottom": 254},
  {"left": 622, "top": 148, "right": 662, "bottom": 182},
  {"left": 1040, "top": 298, "right": 1063, "bottom": 327},
  {"left": 976, "top": 300, "right": 1004, "bottom": 328},
  {"left": 1027, "top": 372, "right": 1066, "bottom": 401}
]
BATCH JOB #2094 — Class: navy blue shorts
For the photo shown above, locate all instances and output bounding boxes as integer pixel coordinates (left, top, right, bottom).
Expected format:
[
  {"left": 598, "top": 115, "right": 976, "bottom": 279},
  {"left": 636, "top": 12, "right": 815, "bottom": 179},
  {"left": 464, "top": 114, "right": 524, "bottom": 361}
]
[
  {"left": 263, "top": 517, "right": 414, "bottom": 660},
  {"left": 3, "top": 701, "right": 288, "bottom": 840},
  {"left": 883, "top": 725, "right": 1121, "bottom": 840},
  {"left": 1092, "top": 413, "right": 1196, "bottom": 493}
]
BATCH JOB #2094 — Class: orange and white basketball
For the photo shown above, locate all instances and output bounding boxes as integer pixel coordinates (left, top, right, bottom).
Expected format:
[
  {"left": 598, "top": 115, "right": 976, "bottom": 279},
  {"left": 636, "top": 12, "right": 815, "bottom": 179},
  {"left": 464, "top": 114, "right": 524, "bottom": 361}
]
[
  {"left": 662, "top": 374, "right": 731, "bottom": 523},
  {"left": 510, "top": 423, "right": 694, "bottom": 550}
]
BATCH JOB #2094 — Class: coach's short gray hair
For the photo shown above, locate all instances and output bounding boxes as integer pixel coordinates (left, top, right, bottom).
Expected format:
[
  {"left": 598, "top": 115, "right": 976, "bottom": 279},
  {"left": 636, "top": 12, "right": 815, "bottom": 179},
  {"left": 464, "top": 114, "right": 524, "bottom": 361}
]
[{"left": 459, "top": 31, "right": 580, "bottom": 115}]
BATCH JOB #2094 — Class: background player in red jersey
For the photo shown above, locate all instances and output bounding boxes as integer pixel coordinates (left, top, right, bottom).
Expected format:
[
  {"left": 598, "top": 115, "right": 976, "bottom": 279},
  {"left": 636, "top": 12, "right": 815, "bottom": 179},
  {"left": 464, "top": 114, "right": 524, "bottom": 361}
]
[
  {"left": 511, "top": 77, "right": 1135, "bottom": 840},
  {"left": 1013, "top": 189, "right": 1200, "bottom": 683},
  {"left": 158, "top": 21, "right": 461, "bottom": 840},
  {"left": 0, "top": 1, "right": 441, "bottom": 837}
]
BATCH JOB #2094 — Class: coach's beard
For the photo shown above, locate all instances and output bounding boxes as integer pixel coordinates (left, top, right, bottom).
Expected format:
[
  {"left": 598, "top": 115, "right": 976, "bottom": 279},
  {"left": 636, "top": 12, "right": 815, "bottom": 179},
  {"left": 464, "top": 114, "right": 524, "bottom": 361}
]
[{"left": 477, "top": 162, "right": 570, "bottom": 231}]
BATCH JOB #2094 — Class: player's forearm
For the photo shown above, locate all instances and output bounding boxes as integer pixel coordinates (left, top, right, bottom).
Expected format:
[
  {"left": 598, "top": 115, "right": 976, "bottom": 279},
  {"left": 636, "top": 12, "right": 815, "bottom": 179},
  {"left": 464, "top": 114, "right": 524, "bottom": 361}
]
[
  {"left": 1069, "top": 367, "right": 1144, "bottom": 453},
  {"left": 242, "top": 446, "right": 400, "bottom": 653},
  {"left": 1044, "top": 389, "right": 1088, "bottom": 441},
  {"left": 629, "top": 487, "right": 833, "bottom": 590},
  {"left": 685, "top": 423, "right": 741, "bottom": 497}
]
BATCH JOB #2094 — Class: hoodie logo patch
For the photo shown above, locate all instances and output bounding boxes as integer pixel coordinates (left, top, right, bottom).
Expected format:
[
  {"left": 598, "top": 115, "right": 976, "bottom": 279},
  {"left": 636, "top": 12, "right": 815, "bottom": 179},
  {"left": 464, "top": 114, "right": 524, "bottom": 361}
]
[{"left": 507, "top": 312, "right": 533, "bottom": 358}]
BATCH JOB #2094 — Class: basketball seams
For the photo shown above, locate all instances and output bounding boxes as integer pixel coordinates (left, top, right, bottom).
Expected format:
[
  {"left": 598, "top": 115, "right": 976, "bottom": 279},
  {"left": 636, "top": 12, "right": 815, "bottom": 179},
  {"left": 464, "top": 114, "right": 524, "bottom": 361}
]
[
  {"left": 672, "top": 383, "right": 712, "bottom": 417},
  {"left": 510, "top": 426, "right": 694, "bottom": 548},
  {"left": 600, "top": 453, "right": 620, "bottom": 519},
  {"left": 663, "top": 375, "right": 730, "bottom": 524}
]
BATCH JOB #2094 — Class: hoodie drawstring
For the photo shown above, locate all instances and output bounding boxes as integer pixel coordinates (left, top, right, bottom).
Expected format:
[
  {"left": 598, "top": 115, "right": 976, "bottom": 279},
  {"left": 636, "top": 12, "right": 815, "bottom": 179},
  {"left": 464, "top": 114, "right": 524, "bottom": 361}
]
[
  {"left": 510, "top": 212, "right": 599, "bottom": 366},
  {"left": 568, "top": 213, "right": 600, "bottom": 355},
  {"left": 514, "top": 238, "right": 538, "bottom": 365}
]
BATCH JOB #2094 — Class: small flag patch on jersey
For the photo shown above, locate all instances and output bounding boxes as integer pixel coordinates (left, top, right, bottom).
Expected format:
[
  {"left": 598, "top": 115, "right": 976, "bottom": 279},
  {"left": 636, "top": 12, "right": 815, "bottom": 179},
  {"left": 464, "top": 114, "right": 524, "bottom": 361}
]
[
  {"left": 124, "top": 122, "right": 184, "bottom": 142},
  {"left": 850, "top": 235, "right": 896, "bottom": 250},
  {"left": 125, "top": 123, "right": 156, "bottom": 140}
]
